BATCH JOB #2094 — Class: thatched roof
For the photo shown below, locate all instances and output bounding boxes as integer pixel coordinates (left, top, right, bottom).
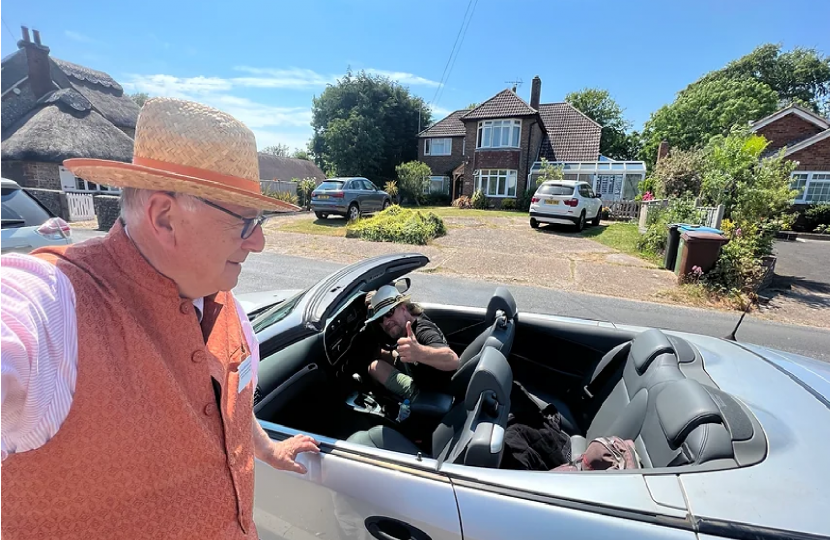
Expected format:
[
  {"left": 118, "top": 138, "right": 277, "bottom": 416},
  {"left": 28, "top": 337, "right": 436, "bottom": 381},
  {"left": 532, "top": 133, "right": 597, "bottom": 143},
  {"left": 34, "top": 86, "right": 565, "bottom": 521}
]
[
  {"left": 1, "top": 88, "right": 134, "bottom": 163},
  {"left": 51, "top": 57, "right": 139, "bottom": 129},
  {"left": 257, "top": 154, "right": 326, "bottom": 183}
]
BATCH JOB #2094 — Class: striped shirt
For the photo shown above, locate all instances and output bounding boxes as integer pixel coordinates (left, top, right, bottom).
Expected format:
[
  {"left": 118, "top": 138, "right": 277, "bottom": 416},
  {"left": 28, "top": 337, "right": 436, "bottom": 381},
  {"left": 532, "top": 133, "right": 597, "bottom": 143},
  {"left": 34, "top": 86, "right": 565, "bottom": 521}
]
[{"left": 1, "top": 253, "right": 259, "bottom": 461}]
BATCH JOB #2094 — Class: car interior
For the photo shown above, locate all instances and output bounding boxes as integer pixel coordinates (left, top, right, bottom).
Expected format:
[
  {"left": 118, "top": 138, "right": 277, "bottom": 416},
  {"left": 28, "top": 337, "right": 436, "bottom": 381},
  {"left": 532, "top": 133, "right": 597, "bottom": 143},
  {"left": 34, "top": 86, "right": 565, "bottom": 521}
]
[{"left": 254, "top": 275, "right": 768, "bottom": 474}]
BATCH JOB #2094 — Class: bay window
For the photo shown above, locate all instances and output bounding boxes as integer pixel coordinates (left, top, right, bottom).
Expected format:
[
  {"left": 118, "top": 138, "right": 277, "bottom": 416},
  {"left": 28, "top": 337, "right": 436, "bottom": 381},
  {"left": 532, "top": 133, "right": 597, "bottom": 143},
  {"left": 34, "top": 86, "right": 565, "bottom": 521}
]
[
  {"left": 424, "top": 138, "right": 452, "bottom": 156},
  {"left": 476, "top": 119, "right": 521, "bottom": 149},
  {"left": 474, "top": 169, "right": 517, "bottom": 197}
]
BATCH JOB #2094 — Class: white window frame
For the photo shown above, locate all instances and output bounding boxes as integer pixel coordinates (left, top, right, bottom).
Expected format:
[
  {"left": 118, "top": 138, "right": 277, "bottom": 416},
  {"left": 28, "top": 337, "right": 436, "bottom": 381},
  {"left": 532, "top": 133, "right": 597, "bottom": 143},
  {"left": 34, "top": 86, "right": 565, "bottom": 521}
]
[
  {"left": 59, "top": 165, "right": 120, "bottom": 194},
  {"left": 791, "top": 171, "right": 830, "bottom": 204},
  {"left": 474, "top": 169, "right": 518, "bottom": 198},
  {"left": 424, "top": 176, "right": 450, "bottom": 195},
  {"left": 476, "top": 119, "right": 521, "bottom": 149},
  {"left": 424, "top": 138, "right": 452, "bottom": 156}
]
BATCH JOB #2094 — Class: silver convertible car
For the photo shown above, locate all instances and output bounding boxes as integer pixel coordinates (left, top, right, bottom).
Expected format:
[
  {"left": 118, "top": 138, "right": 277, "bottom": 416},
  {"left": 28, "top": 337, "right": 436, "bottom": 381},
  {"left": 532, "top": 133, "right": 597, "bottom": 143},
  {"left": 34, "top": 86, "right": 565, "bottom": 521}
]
[{"left": 241, "top": 253, "right": 829, "bottom": 540}]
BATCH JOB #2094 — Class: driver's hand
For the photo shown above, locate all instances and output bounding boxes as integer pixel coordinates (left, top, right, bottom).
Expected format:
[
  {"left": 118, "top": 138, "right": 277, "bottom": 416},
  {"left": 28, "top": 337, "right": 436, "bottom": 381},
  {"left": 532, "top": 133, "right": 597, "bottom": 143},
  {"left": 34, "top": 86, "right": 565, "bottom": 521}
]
[{"left": 396, "top": 321, "right": 421, "bottom": 364}]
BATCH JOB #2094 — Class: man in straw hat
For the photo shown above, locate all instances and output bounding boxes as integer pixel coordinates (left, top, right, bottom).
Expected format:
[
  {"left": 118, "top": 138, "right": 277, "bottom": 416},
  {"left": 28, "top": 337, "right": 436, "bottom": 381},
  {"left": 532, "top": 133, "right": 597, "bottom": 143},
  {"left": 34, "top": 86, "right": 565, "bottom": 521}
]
[
  {"left": 364, "top": 285, "right": 459, "bottom": 400},
  {"left": 1, "top": 98, "right": 318, "bottom": 539}
]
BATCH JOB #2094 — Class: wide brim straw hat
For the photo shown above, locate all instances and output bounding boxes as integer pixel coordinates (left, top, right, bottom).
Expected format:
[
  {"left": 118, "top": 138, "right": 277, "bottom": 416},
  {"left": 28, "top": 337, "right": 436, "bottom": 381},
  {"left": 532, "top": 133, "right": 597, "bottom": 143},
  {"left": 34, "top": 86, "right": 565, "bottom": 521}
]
[{"left": 63, "top": 97, "right": 298, "bottom": 212}]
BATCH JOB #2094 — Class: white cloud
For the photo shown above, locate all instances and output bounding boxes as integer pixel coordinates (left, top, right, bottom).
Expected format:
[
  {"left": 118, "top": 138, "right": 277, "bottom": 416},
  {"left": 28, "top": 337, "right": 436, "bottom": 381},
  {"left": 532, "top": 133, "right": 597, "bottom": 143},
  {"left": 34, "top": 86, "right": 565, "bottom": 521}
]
[
  {"left": 366, "top": 69, "right": 441, "bottom": 88},
  {"left": 65, "top": 30, "right": 97, "bottom": 44},
  {"left": 429, "top": 105, "right": 454, "bottom": 118},
  {"left": 232, "top": 67, "right": 337, "bottom": 89}
]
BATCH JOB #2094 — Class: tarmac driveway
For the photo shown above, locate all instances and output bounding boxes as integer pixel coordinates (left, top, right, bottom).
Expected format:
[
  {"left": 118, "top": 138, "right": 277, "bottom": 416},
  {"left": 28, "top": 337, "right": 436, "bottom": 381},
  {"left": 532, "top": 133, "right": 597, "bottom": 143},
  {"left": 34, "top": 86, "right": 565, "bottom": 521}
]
[{"left": 758, "top": 239, "right": 830, "bottom": 327}]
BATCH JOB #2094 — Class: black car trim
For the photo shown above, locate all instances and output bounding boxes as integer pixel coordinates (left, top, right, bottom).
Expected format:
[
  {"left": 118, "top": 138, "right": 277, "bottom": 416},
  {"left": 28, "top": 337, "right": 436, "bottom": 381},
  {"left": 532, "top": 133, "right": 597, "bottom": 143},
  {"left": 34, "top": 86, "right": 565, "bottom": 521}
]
[
  {"left": 448, "top": 477, "right": 694, "bottom": 531},
  {"left": 529, "top": 210, "right": 579, "bottom": 223},
  {"left": 694, "top": 517, "right": 828, "bottom": 540}
]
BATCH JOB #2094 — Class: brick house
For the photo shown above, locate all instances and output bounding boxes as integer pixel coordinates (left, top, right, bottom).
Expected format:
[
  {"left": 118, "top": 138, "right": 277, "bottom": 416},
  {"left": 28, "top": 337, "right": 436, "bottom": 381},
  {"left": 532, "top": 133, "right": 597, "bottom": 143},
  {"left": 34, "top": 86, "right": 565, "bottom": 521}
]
[
  {"left": 1, "top": 27, "right": 138, "bottom": 194},
  {"left": 417, "top": 76, "right": 645, "bottom": 205},
  {"left": 750, "top": 104, "right": 830, "bottom": 205}
]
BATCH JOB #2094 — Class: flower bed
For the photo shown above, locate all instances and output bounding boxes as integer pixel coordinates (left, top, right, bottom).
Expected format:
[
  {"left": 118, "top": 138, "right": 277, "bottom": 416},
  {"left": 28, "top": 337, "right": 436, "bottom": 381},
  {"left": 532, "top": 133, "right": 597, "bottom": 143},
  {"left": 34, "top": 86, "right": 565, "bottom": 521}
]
[{"left": 345, "top": 205, "right": 447, "bottom": 245}]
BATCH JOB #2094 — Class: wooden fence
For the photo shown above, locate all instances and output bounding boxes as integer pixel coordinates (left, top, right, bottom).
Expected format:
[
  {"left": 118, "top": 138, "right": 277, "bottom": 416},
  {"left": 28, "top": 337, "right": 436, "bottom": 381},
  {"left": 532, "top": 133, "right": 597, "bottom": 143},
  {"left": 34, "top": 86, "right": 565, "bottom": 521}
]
[
  {"left": 601, "top": 200, "right": 642, "bottom": 221},
  {"left": 66, "top": 192, "right": 95, "bottom": 221},
  {"left": 637, "top": 198, "right": 724, "bottom": 232}
]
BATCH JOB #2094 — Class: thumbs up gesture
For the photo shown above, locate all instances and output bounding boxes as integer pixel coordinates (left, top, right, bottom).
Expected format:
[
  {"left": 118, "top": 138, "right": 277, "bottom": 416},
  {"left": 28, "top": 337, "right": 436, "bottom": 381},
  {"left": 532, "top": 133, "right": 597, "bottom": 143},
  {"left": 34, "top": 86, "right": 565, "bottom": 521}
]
[{"left": 396, "top": 321, "right": 421, "bottom": 364}]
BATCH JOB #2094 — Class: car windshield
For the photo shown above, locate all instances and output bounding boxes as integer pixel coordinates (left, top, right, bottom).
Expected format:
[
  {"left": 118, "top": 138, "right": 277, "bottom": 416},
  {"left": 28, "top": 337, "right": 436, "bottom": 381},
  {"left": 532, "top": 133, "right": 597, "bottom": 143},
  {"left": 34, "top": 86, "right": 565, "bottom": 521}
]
[
  {"left": 317, "top": 181, "right": 345, "bottom": 191},
  {"left": 537, "top": 184, "right": 574, "bottom": 196},
  {"left": 252, "top": 289, "right": 307, "bottom": 332},
  {"left": 1, "top": 187, "right": 51, "bottom": 228}
]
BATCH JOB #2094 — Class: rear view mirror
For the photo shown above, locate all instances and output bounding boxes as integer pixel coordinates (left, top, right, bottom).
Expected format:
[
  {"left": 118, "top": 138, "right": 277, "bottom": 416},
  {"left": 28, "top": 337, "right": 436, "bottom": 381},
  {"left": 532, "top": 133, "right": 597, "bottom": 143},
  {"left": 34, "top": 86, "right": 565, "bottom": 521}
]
[{"left": 395, "top": 278, "right": 411, "bottom": 294}]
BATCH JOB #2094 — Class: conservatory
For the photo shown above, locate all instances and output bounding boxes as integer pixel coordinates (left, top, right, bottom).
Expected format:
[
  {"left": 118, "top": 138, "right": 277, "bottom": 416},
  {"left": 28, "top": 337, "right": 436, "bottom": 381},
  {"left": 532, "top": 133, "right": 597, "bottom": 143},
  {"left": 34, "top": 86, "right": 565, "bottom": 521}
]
[{"left": 529, "top": 160, "right": 648, "bottom": 202}]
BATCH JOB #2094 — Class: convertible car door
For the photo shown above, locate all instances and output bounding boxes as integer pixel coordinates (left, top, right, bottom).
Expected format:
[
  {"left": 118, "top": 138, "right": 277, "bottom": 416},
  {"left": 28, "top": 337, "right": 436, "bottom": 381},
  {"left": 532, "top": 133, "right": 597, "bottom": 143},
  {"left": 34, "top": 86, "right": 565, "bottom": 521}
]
[{"left": 254, "top": 422, "right": 463, "bottom": 540}]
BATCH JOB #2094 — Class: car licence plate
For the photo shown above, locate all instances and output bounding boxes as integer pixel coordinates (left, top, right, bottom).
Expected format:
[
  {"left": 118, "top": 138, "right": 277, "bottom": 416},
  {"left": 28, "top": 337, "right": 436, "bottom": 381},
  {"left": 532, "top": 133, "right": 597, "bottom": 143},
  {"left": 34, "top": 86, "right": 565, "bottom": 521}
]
[
  {"left": 317, "top": 195, "right": 330, "bottom": 200},
  {"left": 545, "top": 199, "right": 558, "bottom": 205}
]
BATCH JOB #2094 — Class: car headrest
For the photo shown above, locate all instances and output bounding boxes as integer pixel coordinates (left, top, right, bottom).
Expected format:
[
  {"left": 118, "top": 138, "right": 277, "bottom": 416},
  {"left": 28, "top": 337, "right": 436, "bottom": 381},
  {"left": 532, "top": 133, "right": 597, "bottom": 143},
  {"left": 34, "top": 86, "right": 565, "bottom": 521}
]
[
  {"left": 657, "top": 379, "right": 723, "bottom": 448},
  {"left": 465, "top": 346, "right": 512, "bottom": 411},
  {"left": 486, "top": 287, "right": 517, "bottom": 322},
  {"left": 630, "top": 329, "right": 675, "bottom": 374}
]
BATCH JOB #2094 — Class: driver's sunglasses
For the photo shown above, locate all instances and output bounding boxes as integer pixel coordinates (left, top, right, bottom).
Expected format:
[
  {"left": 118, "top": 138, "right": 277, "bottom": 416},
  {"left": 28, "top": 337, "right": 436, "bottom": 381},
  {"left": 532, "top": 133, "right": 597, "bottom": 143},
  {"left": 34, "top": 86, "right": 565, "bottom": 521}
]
[{"left": 195, "top": 197, "right": 275, "bottom": 239}]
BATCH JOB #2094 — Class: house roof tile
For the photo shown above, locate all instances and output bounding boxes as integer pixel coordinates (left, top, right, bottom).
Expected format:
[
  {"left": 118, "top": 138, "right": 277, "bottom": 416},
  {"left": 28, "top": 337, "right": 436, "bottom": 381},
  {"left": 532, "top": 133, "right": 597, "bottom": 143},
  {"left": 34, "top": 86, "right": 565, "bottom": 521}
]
[
  {"left": 460, "top": 89, "right": 537, "bottom": 120},
  {"left": 418, "top": 109, "right": 469, "bottom": 138},
  {"left": 537, "top": 103, "right": 602, "bottom": 161}
]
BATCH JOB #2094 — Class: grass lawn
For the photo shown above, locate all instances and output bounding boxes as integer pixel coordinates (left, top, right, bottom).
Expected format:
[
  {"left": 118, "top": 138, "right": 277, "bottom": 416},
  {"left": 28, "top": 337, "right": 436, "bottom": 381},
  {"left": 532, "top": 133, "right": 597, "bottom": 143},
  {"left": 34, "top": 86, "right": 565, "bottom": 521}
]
[
  {"left": 276, "top": 216, "right": 347, "bottom": 237},
  {"left": 580, "top": 222, "right": 663, "bottom": 266}
]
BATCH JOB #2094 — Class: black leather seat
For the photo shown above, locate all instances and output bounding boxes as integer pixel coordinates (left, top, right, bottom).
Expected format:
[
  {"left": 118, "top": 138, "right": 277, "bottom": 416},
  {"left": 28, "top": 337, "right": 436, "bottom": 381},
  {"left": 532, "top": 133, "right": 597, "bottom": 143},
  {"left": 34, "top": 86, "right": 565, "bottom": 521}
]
[
  {"left": 347, "top": 346, "right": 513, "bottom": 468},
  {"left": 447, "top": 287, "right": 517, "bottom": 399}
]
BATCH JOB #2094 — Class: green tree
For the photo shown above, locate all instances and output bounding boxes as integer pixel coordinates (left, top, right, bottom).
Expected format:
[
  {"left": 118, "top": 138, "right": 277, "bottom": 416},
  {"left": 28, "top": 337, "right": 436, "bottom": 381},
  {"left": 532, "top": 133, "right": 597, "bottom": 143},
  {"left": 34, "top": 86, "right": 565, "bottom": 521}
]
[
  {"left": 566, "top": 88, "right": 636, "bottom": 159},
  {"left": 291, "top": 148, "right": 311, "bottom": 160},
  {"left": 692, "top": 44, "right": 830, "bottom": 113},
  {"left": 641, "top": 77, "right": 778, "bottom": 166},
  {"left": 261, "top": 144, "right": 290, "bottom": 158},
  {"left": 465, "top": 102, "right": 480, "bottom": 109},
  {"left": 311, "top": 70, "right": 431, "bottom": 182},
  {"left": 130, "top": 92, "right": 150, "bottom": 107},
  {"left": 395, "top": 161, "right": 431, "bottom": 206},
  {"left": 648, "top": 148, "right": 706, "bottom": 198}
]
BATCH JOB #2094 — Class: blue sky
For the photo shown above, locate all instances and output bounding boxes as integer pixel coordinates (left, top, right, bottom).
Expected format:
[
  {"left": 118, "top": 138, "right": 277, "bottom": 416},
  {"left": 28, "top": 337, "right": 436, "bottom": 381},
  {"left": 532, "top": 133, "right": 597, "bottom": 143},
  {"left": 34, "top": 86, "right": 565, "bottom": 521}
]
[{"left": 3, "top": 0, "right": 829, "bottom": 151}]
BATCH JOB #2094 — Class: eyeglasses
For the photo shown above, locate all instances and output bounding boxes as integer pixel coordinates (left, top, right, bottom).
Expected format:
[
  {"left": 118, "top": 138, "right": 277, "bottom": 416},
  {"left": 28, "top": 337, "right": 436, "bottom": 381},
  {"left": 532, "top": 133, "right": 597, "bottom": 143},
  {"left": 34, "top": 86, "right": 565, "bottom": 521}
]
[{"left": 196, "top": 197, "right": 274, "bottom": 239}]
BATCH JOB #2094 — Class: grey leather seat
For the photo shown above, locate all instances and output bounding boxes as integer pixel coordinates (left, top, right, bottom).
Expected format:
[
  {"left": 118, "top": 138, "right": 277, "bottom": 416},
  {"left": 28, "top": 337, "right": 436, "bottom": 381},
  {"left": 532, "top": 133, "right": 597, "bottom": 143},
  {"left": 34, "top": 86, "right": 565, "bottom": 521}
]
[
  {"left": 348, "top": 346, "right": 513, "bottom": 468},
  {"left": 569, "top": 329, "right": 737, "bottom": 468},
  {"left": 448, "top": 287, "right": 517, "bottom": 399}
]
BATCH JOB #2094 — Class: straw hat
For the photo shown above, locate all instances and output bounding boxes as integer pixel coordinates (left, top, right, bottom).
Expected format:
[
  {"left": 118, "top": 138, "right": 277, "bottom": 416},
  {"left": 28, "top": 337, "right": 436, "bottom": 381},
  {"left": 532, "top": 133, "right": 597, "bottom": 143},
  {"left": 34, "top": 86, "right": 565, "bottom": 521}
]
[{"left": 63, "top": 97, "right": 298, "bottom": 211}]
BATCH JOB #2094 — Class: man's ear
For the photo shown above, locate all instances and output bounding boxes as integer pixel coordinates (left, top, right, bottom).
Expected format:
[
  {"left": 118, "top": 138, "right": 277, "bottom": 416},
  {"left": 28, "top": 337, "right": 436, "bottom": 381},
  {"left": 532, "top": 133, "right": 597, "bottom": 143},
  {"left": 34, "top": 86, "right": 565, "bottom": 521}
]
[{"left": 145, "top": 192, "right": 177, "bottom": 247}]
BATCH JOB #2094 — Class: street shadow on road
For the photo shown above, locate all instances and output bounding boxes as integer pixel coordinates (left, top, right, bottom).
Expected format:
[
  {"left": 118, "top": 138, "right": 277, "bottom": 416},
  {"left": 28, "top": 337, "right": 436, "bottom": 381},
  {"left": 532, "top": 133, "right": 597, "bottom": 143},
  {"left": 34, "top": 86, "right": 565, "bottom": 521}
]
[
  {"left": 763, "top": 274, "right": 830, "bottom": 310},
  {"left": 532, "top": 222, "right": 587, "bottom": 236}
]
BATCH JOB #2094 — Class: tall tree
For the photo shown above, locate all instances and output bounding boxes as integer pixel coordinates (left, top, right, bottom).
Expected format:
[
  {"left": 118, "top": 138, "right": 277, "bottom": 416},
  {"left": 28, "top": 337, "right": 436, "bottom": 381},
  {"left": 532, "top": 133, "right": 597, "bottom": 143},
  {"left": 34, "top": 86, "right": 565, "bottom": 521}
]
[
  {"left": 261, "top": 144, "right": 290, "bottom": 158},
  {"left": 641, "top": 77, "right": 778, "bottom": 166},
  {"left": 130, "top": 92, "right": 150, "bottom": 108},
  {"left": 566, "top": 88, "right": 636, "bottom": 160},
  {"left": 311, "top": 70, "right": 431, "bottom": 182},
  {"left": 291, "top": 148, "right": 310, "bottom": 160}
]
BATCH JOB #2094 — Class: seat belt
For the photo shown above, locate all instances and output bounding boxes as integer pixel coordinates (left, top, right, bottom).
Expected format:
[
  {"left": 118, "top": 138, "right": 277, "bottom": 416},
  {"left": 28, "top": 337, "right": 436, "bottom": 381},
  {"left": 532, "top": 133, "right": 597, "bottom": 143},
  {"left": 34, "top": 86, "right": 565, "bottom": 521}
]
[{"left": 581, "top": 342, "right": 631, "bottom": 400}]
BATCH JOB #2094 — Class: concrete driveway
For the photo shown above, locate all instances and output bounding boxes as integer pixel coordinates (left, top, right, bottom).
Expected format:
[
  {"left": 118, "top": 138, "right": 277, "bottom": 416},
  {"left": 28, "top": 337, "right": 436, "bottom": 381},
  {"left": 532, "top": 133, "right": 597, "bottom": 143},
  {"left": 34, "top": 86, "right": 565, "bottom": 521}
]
[{"left": 758, "top": 239, "right": 830, "bottom": 327}]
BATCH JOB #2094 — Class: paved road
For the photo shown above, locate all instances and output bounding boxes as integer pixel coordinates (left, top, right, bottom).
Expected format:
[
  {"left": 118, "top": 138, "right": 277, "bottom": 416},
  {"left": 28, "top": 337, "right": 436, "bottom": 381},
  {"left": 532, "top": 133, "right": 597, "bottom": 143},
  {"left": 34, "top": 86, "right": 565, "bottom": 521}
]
[
  {"left": 773, "top": 238, "right": 830, "bottom": 292},
  {"left": 71, "top": 229, "right": 830, "bottom": 361}
]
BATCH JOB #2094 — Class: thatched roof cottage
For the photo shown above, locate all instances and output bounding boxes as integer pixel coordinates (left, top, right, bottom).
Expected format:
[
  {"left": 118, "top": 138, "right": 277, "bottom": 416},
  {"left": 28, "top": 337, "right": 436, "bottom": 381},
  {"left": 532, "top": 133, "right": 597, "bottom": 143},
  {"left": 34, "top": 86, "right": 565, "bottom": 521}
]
[{"left": 1, "top": 27, "right": 139, "bottom": 192}]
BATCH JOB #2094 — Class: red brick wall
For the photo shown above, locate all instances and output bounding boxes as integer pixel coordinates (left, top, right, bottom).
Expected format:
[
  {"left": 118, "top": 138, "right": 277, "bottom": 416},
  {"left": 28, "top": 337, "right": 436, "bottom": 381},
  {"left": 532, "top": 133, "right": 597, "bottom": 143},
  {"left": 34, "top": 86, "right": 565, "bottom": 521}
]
[
  {"left": 789, "top": 136, "right": 830, "bottom": 171},
  {"left": 0, "top": 160, "right": 62, "bottom": 190},
  {"left": 461, "top": 116, "right": 540, "bottom": 199},
  {"left": 756, "top": 114, "right": 825, "bottom": 152},
  {"left": 417, "top": 136, "right": 464, "bottom": 176}
]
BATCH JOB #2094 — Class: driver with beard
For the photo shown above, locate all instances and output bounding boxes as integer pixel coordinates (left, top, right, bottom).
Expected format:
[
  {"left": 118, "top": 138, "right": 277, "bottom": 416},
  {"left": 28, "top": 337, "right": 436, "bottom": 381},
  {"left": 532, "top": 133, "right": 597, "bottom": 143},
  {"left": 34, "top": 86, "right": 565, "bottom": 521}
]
[{"left": 363, "top": 285, "right": 459, "bottom": 400}]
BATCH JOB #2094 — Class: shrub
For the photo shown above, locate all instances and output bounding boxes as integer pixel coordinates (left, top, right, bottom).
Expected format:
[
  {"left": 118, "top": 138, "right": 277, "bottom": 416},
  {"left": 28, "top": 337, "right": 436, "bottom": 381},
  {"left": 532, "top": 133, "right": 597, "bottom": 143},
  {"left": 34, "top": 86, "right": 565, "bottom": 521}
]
[
  {"left": 265, "top": 188, "right": 299, "bottom": 206},
  {"left": 384, "top": 180, "right": 399, "bottom": 203},
  {"left": 471, "top": 189, "right": 487, "bottom": 209},
  {"left": 424, "top": 193, "right": 451, "bottom": 206},
  {"left": 636, "top": 197, "right": 703, "bottom": 254},
  {"left": 345, "top": 205, "right": 447, "bottom": 245},
  {"left": 650, "top": 148, "right": 705, "bottom": 198},
  {"left": 395, "top": 161, "right": 431, "bottom": 206},
  {"left": 516, "top": 187, "right": 535, "bottom": 212},
  {"left": 296, "top": 177, "right": 316, "bottom": 210},
  {"left": 452, "top": 196, "right": 472, "bottom": 209},
  {"left": 500, "top": 198, "right": 517, "bottom": 210},
  {"left": 806, "top": 203, "right": 830, "bottom": 229}
]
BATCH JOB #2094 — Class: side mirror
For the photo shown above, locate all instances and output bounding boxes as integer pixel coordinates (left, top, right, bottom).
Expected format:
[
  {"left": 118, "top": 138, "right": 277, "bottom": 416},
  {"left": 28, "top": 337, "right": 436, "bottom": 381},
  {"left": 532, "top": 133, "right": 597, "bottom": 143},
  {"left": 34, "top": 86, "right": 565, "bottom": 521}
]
[{"left": 395, "top": 278, "right": 411, "bottom": 294}]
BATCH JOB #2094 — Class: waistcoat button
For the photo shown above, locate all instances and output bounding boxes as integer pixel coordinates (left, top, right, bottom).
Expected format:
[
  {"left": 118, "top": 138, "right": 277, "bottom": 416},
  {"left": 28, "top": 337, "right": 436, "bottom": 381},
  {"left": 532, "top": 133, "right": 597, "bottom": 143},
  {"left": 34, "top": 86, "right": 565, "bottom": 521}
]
[
  {"left": 204, "top": 402, "right": 217, "bottom": 416},
  {"left": 180, "top": 301, "right": 192, "bottom": 315},
  {"left": 192, "top": 350, "right": 207, "bottom": 363}
]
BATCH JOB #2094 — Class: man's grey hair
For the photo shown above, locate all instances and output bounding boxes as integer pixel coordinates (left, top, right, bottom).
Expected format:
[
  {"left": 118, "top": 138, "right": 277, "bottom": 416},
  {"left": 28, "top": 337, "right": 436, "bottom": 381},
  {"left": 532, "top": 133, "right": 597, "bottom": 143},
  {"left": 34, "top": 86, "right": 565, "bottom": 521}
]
[{"left": 119, "top": 188, "right": 199, "bottom": 226}]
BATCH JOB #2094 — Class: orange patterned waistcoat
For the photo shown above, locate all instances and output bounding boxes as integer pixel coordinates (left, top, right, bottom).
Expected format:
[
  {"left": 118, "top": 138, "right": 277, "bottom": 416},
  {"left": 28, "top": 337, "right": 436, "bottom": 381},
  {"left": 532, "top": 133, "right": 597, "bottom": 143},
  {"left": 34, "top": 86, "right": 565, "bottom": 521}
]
[{"left": 1, "top": 221, "right": 257, "bottom": 539}]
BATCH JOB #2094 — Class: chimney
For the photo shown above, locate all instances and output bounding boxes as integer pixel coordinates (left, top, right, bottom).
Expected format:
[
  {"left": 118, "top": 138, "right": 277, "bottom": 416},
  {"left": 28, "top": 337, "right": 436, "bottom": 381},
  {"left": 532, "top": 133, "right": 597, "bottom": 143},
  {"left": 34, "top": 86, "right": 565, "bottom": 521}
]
[
  {"left": 657, "top": 140, "right": 670, "bottom": 162},
  {"left": 530, "top": 75, "right": 541, "bottom": 110},
  {"left": 18, "top": 27, "right": 53, "bottom": 99}
]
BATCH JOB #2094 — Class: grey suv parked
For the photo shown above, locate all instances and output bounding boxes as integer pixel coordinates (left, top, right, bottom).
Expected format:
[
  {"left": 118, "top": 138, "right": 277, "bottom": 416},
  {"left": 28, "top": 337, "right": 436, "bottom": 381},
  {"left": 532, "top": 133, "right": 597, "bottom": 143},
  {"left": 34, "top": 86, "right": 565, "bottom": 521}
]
[{"left": 310, "top": 177, "right": 392, "bottom": 220}]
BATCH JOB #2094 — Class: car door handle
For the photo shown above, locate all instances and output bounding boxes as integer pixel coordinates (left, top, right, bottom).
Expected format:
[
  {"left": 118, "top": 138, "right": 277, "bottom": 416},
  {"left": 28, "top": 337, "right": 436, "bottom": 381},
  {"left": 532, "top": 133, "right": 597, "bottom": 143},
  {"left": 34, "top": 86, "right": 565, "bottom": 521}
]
[{"left": 365, "top": 516, "right": 431, "bottom": 540}]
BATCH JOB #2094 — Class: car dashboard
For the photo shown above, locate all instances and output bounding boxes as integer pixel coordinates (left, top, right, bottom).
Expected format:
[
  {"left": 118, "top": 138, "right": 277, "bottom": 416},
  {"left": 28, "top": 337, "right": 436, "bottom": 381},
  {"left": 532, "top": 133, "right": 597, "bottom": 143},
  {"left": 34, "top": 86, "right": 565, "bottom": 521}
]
[{"left": 324, "top": 290, "right": 371, "bottom": 366}]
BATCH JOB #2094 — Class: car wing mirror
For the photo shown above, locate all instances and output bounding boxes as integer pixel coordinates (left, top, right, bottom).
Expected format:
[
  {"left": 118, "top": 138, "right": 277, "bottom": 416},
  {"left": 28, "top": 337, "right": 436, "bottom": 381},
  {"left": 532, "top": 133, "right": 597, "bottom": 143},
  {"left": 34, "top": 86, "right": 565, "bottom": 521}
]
[{"left": 395, "top": 277, "right": 411, "bottom": 294}]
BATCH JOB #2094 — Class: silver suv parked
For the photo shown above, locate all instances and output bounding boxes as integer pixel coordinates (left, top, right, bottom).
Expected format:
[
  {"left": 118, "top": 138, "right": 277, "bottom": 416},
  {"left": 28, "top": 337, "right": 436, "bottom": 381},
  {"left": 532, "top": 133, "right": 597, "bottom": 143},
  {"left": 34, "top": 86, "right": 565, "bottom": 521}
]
[{"left": 310, "top": 177, "right": 392, "bottom": 220}]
